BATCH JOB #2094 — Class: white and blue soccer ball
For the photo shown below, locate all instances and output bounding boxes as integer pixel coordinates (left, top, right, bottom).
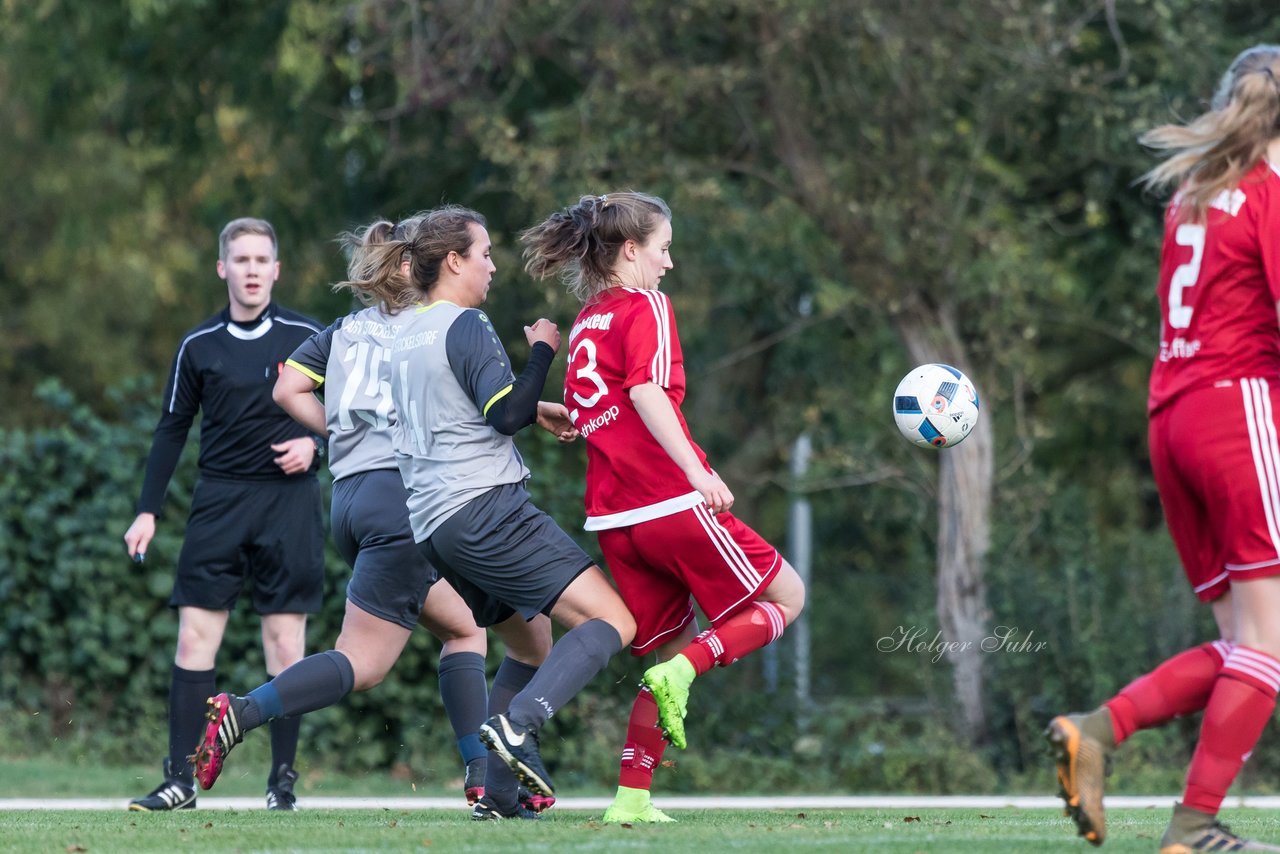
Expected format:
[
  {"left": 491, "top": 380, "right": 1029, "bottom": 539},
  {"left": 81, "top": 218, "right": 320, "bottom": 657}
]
[{"left": 893, "top": 363, "right": 980, "bottom": 449}]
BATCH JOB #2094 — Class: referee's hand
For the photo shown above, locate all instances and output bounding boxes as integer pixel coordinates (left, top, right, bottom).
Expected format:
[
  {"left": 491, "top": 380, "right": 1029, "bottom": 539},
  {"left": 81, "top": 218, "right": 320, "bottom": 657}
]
[
  {"left": 123, "top": 512, "right": 156, "bottom": 563},
  {"left": 272, "top": 436, "right": 316, "bottom": 475}
]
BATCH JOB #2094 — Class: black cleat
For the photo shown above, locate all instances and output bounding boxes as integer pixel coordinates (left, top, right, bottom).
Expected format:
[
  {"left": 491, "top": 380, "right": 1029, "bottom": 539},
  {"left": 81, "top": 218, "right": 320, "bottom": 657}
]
[
  {"left": 265, "top": 763, "right": 299, "bottom": 811},
  {"left": 128, "top": 758, "right": 196, "bottom": 811},
  {"left": 478, "top": 713, "right": 554, "bottom": 798},
  {"left": 470, "top": 794, "right": 540, "bottom": 821}
]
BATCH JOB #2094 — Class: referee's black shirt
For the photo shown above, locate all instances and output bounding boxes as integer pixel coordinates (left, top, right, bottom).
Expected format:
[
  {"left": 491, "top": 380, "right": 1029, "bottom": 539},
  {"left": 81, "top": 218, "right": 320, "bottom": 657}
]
[{"left": 137, "top": 303, "right": 324, "bottom": 515}]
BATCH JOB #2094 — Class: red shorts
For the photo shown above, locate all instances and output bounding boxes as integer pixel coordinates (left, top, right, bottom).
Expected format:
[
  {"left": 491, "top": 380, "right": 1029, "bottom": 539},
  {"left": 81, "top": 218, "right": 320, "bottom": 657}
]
[
  {"left": 1149, "top": 378, "right": 1280, "bottom": 602},
  {"left": 596, "top": 503, "right": 783, "bottom": 655}
]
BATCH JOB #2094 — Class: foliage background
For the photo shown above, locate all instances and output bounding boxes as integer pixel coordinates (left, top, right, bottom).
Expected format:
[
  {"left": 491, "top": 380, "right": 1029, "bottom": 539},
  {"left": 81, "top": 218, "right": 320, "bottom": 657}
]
[{"left": 2, "top": 0, "right": 1279, "bottom": 794}]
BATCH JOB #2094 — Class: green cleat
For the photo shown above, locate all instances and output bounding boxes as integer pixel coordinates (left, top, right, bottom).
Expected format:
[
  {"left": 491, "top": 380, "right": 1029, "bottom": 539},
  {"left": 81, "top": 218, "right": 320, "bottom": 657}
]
[
  {"left": 641, "top": 655, "right": 695, "bottom": 750},
  {"left": 602, "top": 786, "right": 676, "bottom": 824},
  {"left": 603, "top": 800, "right": 676, "bottom": 824}
]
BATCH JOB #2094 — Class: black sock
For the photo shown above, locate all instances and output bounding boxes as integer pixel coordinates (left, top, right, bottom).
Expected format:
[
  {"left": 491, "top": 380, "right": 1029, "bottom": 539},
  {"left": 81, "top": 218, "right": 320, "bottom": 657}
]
[
  {"left": 484, "top": 656, "right": 538, "bottom": 809},
  {"left": 438, "top": 652, "right": 489, "bottom": 766},
  {"left": 507, "top": 619, "right": 622, "bottom": 733},
  {"left": 269, "top": 714, "right": 302, "bottom": 787},
  {"left": 169, "top": 665, "right": 215, "bottom": 783}
]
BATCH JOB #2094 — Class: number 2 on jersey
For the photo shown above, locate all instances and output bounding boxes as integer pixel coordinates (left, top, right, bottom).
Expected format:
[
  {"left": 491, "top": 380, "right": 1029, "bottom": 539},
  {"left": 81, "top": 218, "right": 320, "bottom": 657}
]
[{"left": 1168, "top": 223, "right": 1205, "bottom": 330}]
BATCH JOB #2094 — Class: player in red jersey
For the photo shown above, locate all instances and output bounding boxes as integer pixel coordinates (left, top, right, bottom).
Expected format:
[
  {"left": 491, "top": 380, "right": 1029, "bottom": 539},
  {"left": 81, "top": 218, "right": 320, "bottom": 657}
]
[
  {"left": 521, "top": 192, "right": 806, "bottom": 823},
  {"left": 1047, "top": 45, "right": 1280, "bottom": 853}
]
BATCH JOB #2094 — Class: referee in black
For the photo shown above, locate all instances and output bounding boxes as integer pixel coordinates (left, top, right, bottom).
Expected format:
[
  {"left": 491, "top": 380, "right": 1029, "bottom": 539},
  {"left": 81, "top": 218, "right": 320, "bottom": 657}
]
[{"left": 123, "top": 218, "right": 326, "bottom": 811}]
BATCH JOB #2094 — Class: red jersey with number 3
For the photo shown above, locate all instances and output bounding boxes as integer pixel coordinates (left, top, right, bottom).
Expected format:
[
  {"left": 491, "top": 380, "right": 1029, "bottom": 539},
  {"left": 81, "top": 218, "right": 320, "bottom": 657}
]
[
  {"left": 1148, "top": 160, "right": 1280, "bottom": 416},
  {"left": 565, "top": 287, "right": 711, "bottom": 529}
]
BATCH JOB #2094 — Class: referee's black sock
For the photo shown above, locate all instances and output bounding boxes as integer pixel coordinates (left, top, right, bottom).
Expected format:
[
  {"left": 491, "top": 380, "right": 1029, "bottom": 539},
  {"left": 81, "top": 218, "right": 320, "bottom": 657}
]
[
  {"left": 169, "top": 665, "right": 216, "bottom": 784},
  {"left": 507, "top": 619, "right": 621, "bottom": 733}
]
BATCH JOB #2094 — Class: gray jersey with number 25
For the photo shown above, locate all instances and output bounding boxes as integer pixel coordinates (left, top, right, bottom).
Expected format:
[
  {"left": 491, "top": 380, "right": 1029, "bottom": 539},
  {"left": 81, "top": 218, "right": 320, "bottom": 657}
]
[{"left": 286, "top": 306, "right": 402, "bottom": 483}]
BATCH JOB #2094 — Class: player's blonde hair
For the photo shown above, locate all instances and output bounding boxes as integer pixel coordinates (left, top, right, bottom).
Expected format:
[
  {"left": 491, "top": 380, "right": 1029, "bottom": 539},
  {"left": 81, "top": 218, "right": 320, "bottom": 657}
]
[
  {"left": 335, "top": 206, "right": 486, "bottom": 314},
  {"left": 1141, "top": 44, "right": 1280, "bottom": 221},
  {"left": 520, "top": 191, "right": 671, "bottom": 303}
]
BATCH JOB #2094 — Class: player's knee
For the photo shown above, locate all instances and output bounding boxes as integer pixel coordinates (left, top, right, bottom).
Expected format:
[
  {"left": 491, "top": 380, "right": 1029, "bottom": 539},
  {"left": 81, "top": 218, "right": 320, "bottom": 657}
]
[
  {"left": 351, "top": 665, "right": 389, "bottom": 692},
  {"left": 607, "top": 608, "right": 636, "bottom": 648}
]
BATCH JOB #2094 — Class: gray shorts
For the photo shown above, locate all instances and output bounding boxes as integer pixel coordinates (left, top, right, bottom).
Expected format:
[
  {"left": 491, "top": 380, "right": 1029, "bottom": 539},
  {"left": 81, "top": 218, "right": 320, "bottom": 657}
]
[
  {"left": 422, "top": 482, "right": 594, "bottom": 627},
  {"left": 332, "top": 470, "right": 437, "bottom": 630}
]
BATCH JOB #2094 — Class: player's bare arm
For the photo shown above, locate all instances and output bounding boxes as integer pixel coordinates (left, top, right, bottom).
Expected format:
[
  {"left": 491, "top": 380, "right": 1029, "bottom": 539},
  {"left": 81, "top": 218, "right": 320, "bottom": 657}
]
[
  {"left": 536, "top": 401, "right": 579, "bottom": 443},
  {"left": 273, "top": 364, "right": 327, "bottom": 436},
  {"left": 630, "top": 382, "right": 733, "bottom": 514}
]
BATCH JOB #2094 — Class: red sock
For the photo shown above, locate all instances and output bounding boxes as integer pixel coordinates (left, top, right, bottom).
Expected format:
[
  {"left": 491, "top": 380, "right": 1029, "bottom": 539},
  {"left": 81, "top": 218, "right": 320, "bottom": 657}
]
[
  {"left": 1182, "top": 646, "right": 1280, "bottom": 815},
  {"left": 680, "top": 602, "right": 786, "bottom": 676},
  {"left": 617, "top": 687, "right": 668, "bottom": 790},
  {"left": 1105, "top": 640, "right": 1231, "bottom": 745}
]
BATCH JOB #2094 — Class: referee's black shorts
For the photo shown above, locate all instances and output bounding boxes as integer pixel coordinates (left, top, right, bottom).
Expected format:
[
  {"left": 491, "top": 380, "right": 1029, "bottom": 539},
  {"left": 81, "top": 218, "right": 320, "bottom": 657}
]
[{"left": 172, "top": 475, "right": 325, "bottom": 614}]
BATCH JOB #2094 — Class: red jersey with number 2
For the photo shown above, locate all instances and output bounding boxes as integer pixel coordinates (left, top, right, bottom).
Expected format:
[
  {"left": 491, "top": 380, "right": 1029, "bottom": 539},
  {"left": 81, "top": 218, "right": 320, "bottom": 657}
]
[
  {"left": 1148, "top": 160, "right": 1280, "bottom": 416},
  {"left": 564, "top": 287, "right": 712, "bottom": 527}
]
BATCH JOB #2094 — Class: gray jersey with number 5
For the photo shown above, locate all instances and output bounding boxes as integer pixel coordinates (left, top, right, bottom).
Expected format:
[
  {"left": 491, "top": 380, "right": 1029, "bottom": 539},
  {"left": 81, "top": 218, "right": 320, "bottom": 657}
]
[
  {"left": 390, "top": 300, "right": 530, "bottom": 541},
  {"left": 286, "top": 306, "right": 402, "bottom": 482}
]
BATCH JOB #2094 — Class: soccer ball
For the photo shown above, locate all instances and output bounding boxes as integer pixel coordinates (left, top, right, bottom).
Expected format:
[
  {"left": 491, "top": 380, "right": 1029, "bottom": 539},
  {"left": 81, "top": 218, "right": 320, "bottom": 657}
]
[{"left": 893, "top": 363, "right": 980, "bottom": 449}]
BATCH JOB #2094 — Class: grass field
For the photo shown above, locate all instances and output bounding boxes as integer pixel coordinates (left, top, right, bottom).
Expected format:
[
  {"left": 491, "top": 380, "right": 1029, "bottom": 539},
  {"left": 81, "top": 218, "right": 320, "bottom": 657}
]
[
  {"left": 9, "top": 756, "right": 1280, "bottom": 852},
  {"left": 10, "top": 806, "right": 1280, "bottom": 853}
]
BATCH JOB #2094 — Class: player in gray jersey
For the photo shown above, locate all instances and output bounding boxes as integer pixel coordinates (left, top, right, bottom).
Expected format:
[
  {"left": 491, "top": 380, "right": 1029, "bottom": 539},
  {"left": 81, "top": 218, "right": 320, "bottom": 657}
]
[
  {"left": 191, "top": 217, "right": 556, "bottom": 819},
  {"left": 365, "top": 205, "right": 634, "bottom": 809}
]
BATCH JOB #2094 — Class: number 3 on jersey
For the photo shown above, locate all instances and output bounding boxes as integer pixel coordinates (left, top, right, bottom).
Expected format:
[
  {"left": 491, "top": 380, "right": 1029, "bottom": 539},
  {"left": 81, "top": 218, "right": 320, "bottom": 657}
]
[
  {"left": 1168, "top": 223, "right": 1205, "bottom": 330},
  {"left": 570, "top": 337, "right": 609, "bottom": 408}
]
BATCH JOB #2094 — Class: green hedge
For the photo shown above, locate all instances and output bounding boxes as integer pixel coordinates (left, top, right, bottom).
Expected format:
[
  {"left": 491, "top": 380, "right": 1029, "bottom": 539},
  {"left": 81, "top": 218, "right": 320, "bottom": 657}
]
[{"left": 6, "top": 380, "right": 1271, "bottom": 796}]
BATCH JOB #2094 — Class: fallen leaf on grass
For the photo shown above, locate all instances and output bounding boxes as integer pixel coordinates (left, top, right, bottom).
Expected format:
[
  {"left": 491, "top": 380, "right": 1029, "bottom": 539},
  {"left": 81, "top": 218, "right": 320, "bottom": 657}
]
[
  {"left": 979, "top": 814, "right": 994, "bottom": 820},
  {"left": 388, "top": 820, "right": 398, "bottom": 828},
  {"left": 65, "top": 846, "right": 86, "bottom": 853},
  {"left": 203, "top": 822, "right": 213, "bottom": 829},
  {"left": 903, "top": 816, "right": 920, "bottom": 823},
  {"left": 795, "top": 812, "right": 807, "bottom": 819}
]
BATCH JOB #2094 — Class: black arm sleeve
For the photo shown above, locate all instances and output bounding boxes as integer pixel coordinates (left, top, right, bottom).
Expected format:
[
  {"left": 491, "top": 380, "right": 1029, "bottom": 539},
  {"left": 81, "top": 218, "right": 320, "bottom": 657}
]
[
  {"left": 137, "top": 344, "right": 201, "bottom": 514},
  {"left": 136, "top": 417, "right": 192, "bottom": 514},
  {"left": 485, "top": 342, "right": 555, "bottom": 436}
]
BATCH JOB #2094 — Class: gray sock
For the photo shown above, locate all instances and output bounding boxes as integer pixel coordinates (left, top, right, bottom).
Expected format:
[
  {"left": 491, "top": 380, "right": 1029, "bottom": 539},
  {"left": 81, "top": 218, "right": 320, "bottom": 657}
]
[
  {"left": 485, "top": 657, "right": 538, "bottom": 810},
  {"left": 244, "top": 650, "right": 355, "bottom": 731},
  {"left": 438, "top": 652, "right": 489, "bottom": 764},
  {"left": 507, "top": 619, "right": 622, "bottom": 732}
]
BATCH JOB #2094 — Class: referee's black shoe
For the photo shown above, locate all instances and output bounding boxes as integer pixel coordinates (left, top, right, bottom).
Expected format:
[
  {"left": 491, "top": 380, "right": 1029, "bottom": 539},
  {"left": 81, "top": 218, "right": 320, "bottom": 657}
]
[
  {"left": 127, "top": 759, "right": 196, "bottom": 811},
  {"left": 478, "top": 713, "right": 555, "bottom": 798},
  {"left": 265, "top": 763, "right": 298, "bottom": 811}
]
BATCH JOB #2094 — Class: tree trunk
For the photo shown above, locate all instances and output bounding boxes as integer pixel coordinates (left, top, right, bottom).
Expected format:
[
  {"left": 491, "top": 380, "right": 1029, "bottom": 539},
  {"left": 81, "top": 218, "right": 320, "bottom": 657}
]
[{"left": 896, "top": 301, "right": 994, "bottom": 744}]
